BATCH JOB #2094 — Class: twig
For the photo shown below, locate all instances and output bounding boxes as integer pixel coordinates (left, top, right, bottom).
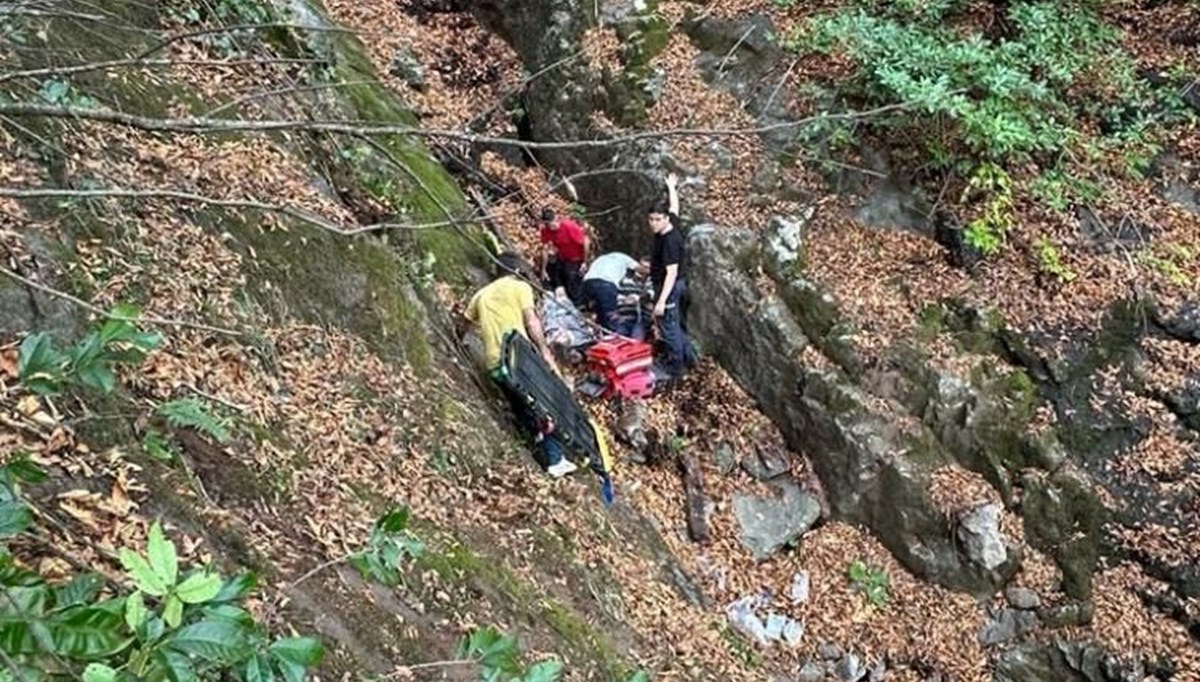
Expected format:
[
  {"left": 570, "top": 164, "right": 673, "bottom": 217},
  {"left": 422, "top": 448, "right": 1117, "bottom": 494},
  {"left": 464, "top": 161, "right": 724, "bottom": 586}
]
[
  {"left": 762, "top": 57, "right": 799, "bottom": 115},
  {"left": 202, "top": 79, "right": 382, "bottom": 117},
  {"left": 0, "top": 264, "right": 242, "bottom": 336},
  {"left": 185, "top": 383, "right": 247, "bottom": 412},
  {"left": 0, "top": 187, "right": 457, "bottom": 235},
  {"left": 0, "top": 98, "right": 944, "bottom": 151},
  {"left": 716, "top": 25, "right": 757, "bottom": 78},
  {"left": 0, "top": 646, "right": 30, "bottom": 682},
  {"left": 384, "top": 659, "right": 475, "bottom": 678},
  {"left": 287, "top": 555, "right": 347, "bottom": 590}
]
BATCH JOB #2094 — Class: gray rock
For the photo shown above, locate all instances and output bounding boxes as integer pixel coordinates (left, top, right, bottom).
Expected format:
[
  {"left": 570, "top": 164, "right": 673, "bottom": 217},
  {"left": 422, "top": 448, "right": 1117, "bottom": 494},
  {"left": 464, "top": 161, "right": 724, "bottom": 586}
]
[
  {"left": 1005, "top": 586, "right": 1042, "bottom": 610},
  {"left": 797, "top": 661, "right": 827, "bottom": 682},
  {"left": 817, "top": 642, "right": 843, "bottom": 660},
  {"left": 979, "top": 609, "right": 1038, "bottom": 647},
  {"left": 733, "top": 478, "right": 821, "bottom": 560},
  {"left": 714, "top": 441, "right": 738, "bottom": 475},
  {"left": 1037, "top": 599, "right": 1095, "bottom": 628},
  {"left": 766, "top": 213, "right": 810, "bottom": 268},
  {"left": 741, "top": 442, "right": 791, "bottom": 481},
  {"left": 995, "top": 641, "right": 1144, "bottom": 682},
  {"left": 790, "top": 570, "right": 811, "bottom": 604},
  {"left": 725, "top": 595, "right": 767, "bottom": 645},
  {"left": 388, "top": 49, "right": 426, "bottom": 89},
  {"left": 957, "top": 504, "right": 1008, "bottom": 571},
  {"left": 836, "top": 652, "right": 866, "bottom": 682},
  {"left": 868, "top": 659, "right": 886, "bottom": 682}
]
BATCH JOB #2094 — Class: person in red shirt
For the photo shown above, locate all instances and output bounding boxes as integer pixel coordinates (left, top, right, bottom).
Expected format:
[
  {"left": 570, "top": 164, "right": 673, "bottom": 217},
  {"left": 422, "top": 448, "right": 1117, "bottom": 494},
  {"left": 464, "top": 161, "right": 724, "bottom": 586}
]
[{"left": 538, "top": 207, "right": 589, "bottom": 305}]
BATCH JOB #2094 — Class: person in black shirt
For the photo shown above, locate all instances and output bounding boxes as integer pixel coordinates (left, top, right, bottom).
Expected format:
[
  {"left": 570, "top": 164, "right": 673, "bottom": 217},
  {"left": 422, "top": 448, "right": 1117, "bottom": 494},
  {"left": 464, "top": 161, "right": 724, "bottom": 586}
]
[{"left": 647, "top": 173, "right": 697, "bottom": 378}]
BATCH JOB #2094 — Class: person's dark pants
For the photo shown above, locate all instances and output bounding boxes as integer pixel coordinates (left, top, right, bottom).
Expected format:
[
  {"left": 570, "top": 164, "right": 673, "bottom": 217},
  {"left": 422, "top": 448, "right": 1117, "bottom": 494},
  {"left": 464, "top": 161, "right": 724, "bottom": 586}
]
[
  {"left": 546, "top": 258, "right": 584, "bottom": 305},
  {"left": 583, "top": 279, "right": 620, "bottom": 332},
  {"left": 489, "top": 369, "right": 566, "bottom": 469},
  {"left": 656, "top": 280, "right": 697, "bottom": 377},
  {"left": 616, "top": 313, "right": 647, "bottom": 341}
]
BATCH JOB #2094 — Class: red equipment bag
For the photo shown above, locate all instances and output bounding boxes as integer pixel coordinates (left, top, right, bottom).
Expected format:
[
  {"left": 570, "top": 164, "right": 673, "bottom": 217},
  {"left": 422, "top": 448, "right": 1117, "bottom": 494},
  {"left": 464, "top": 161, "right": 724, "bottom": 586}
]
[{"left": 585, "top": 337, "right": 655, "bottom": 399}]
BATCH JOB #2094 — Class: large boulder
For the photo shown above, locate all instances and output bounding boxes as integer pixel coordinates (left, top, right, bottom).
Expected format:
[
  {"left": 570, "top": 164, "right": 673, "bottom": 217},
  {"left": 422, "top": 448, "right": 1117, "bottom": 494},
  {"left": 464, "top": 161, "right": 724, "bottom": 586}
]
[{"left": 688, "top": 224, "right": 1019, "bottom": 595}]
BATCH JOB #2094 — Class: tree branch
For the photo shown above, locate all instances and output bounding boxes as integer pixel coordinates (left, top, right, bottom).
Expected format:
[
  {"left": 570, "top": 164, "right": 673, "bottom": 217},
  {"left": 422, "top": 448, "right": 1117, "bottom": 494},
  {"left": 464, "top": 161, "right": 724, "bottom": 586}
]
[
  {"left": 0, "top": 57, "right": 324, "bottom": 85},
  {"left": 0, "top": 264, "right": 242, "bottom": 336},
  {"left": 0, "top": 186, "right": 465, "bottom": 235},
  {"left": 0, "top": 99, "right": 932, "bottom": 151}
]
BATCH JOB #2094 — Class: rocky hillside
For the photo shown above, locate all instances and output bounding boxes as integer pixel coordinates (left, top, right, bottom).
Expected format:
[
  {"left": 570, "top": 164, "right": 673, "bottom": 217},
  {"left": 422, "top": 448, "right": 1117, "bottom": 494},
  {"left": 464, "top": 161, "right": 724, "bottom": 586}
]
[{"left": 2, "top": 0, "right": 1199, "bottom": 681}]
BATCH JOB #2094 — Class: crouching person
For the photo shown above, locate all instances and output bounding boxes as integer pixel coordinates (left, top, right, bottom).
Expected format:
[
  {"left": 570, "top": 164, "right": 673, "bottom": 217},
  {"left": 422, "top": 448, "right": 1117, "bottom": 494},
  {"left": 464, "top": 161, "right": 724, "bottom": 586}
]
[{"left": 464, "top": 252, "right": 577, "bottom": 477}]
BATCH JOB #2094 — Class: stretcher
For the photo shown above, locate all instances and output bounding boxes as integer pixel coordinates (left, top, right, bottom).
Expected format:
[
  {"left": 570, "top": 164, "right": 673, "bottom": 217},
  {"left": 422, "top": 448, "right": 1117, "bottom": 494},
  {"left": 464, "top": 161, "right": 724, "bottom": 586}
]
[{"left": 499, "top": 332, "right": 616, "bottom": 505}]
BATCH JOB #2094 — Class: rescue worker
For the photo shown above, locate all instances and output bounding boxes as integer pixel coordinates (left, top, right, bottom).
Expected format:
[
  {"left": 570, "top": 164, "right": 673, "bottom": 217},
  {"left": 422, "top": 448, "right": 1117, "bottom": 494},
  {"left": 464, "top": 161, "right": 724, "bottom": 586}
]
[
  {"left": 538, "top": 207, "right": 589, "bottom": 306},
  {"left": 465, "top": 252, "right": 576, "bottom": 477},
  {"left": 582, "top": 251, "right": 643, "bottom": 333},
  {"left": 647, "top": 173, "right": 697, "bottom": 380}
]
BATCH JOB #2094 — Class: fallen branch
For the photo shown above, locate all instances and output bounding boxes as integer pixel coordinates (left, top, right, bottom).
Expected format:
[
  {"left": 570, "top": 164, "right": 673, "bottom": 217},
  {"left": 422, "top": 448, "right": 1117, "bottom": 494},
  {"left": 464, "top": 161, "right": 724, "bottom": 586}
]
[
  {"left": 0, "top": 264, "right": 242, "bottom": 336},
  {"left": 0, "top": 99, "right": 935, "bottom": 151}
]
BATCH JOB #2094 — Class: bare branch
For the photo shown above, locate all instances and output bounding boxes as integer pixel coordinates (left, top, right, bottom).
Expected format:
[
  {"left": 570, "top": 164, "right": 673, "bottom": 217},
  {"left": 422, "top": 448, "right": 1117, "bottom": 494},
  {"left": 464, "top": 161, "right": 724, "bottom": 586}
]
[
  {"left": 0, "top": 186, "right": 465, "bottom": 234},
  {"left": 0, "top": 57, "right": 324, "bottom": 85},
  {"left": 134, "top": 22, "right": 356, "bottom": 60},
  {"left": 0, "top": 264, "right": 242, "bottom": 336},
  {"left": 201, "top": 79, "right": 382, "bottom": 117},
  {"left": 0, "top": 99, "right": 930, "bottom": 150}
]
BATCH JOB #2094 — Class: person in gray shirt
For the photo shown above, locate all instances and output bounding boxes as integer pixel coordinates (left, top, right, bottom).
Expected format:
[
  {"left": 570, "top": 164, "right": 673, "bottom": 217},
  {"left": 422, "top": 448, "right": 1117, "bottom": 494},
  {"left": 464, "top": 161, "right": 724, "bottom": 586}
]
[{"left": 583, "top": 251, "right": 645, "bottom": 332}]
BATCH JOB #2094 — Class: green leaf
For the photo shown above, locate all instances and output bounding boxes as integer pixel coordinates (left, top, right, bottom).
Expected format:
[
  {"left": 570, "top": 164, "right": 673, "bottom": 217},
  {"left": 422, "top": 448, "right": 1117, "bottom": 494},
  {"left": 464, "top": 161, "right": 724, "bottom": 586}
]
[
  {"left": 163, "top": 593, "right": 183, "bottom": 629},
  {"left": 0, "top": 500, "right": 32, "bottom": 537},
  {"left": 75, "top": 362, "right": 116, "bottom": 394},
  {"left": 176, "top": 571, "right": 221, "bottom": 605},
  {"left": 53, "top": 573, "right": 105, "bottom": 610},
  {"left": 45, "top": 605, "right": 133, "bottom": 657},
  {"left": 147, "top": 521, "right": 178, "bottom": 587},
  {"left": 5, "top": 458, "right": 47, "bottom": 484},
  {"left": 167, "top": 620, "right": 251, "bottom": 663},
  {"left": 82, "top": 663, "right": 117, "bottom": 682},
  {"left": 200, "top": 604, "right": 253, "bottom": 626},
  {"left": 17, "top": 332, "right": 65, "bottom": 394},
  {"left": 154, "top": 647, "right": 198, "bottom": 682},
  {"left": 269, "top": 636, "right": 324, "bottom": 667},
  {"left": 376, "top": 507, "right": 410, "bottom": 533},
  {"left": 143, "top": 430, "right": 177, "bottom": 462},
  {"left": 243, "top": 653, "right": 277, "bottom": 682},
  {"left": 212, "top": 571, "right": 257, "bottom": 603},
  {"left": 125, "top": 590, "right": 147, "bottom": 632},
  {"left": 626, "top": 671, "right": 651, "bottom": 682},
  {"left": 119, "top": 549, "right": 167, "bottom": 596},
  {"left": 522, "top": 660, "right": 564, "bottom": 682}
]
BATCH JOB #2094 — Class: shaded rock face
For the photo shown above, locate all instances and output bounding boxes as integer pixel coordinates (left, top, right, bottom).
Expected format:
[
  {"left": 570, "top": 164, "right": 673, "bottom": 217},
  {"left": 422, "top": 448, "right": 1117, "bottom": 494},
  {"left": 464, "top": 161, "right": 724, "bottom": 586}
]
[
  {"left": 994, "top": 641, "right": 1149, "bottom": 682},
  {"left": 688, "top": 225, "right": 1017, "bottom": 595}
]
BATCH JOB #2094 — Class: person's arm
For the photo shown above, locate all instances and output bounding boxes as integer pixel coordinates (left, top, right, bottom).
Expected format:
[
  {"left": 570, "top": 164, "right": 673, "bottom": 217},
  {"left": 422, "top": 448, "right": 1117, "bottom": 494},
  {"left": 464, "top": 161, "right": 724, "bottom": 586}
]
[
  {"left": 666, "top": 172, "right": 680, "bottom": 216},
  {"left": 581, "top": 232, "right": 591, "bottom": 263},
  {"left": 523, "top": 307, "right": 559, "bottom": 373},
  {"left": 654, "top": 264, "right": 678, "bottom": 317}
]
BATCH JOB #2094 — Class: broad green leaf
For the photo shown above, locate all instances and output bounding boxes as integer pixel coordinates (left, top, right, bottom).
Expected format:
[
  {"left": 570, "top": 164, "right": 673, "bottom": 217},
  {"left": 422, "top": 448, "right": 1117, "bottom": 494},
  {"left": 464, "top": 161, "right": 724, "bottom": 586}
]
[
  {"left": 45, "top": 605, "right": 133, "bottom": 657},
  {"left": 626, "top": 671, "right": 651, "bottom": 682},
  {"left": 200, "top": 604, "right": 253, "bottom": 626},
  {"left": 377, "top": 507, "right": 410, "bottom": 533},
  {"left": 75, "top": 362, "right": 116, "bottom": 394},
  {"left": 163, "top": 593, "right": 183, "bottom": 629},
  {"left": 108, "top": 303, "right": 141, "bottom": 325},
  {"left": 522, "top": 660, "right": 564, "bottom": 682},
  {"left": 0, "top": 500, "right": 32, "bottom": 537},
  {"left": 0, "top": 554, "right": 42, "bottom": 588},
  {"left": 167, "top": 620, "right": 251, "bottom": 663},
  {"left": 119, "top": 549, "right": 167, "bottom": 596},
  {"left": 176, "top": 571, "right": 221, "bottom": 605},
  {"left": 82, "top": 663, "right": 117, "bottom": 682},
  {"left": 269, "top": 636, "right": 324, "bottom": 667},
  {"left": 271, "top": 655, "right": 306, "bottom": 682},
  {"left": 5, "top": 458, "right": 47, "bottom": 484},
  {"left": 153, "top": 647, "right": 198, "bottom": 682},
  {"left": 243, "top": 653, "right": 277, "bottom": 682},
  {"left": 147, "top": 522, "right": 178, "bottom": 587},
  {"left": 52, "top": 573, "right": 105, "bottom": 610},
  {"left": 18, "top": 332, "right": 65, "bottom": 380},
  {"left": 125, "top": 590, "right": 147, "bottom": 632},
  {"left": 212, "top": 571, "right": 257, "bottom": 603}
]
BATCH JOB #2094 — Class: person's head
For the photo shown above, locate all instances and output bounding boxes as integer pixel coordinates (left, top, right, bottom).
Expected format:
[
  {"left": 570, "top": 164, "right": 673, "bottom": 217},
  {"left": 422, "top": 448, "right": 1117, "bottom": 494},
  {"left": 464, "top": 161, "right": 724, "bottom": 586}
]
[
  {"left": 540, "top": 207, "right": 557, "bottom": 230},
  {"left": 647, "top": 200, "right": 672, "bottom": 234},
  {"left": 494, "top": 251, "right": 530, "bottom": 281}
]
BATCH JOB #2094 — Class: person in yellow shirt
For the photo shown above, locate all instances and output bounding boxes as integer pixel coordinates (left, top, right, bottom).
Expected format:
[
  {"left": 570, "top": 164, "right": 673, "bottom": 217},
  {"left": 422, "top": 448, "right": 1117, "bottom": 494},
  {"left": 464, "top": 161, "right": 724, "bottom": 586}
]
[{"left": 465, "top": 252, "right": 575, "bottom": 477}]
